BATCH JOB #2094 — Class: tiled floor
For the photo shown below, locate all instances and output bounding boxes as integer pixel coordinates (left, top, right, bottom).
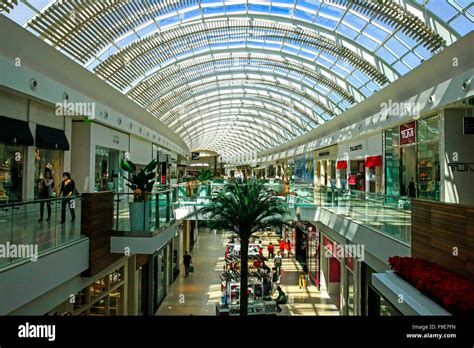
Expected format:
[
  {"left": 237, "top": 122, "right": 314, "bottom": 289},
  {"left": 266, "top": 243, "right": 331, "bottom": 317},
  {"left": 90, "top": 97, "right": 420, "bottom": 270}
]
[{"left": 156, "top": 230, "right": 339, "bottom": 316}]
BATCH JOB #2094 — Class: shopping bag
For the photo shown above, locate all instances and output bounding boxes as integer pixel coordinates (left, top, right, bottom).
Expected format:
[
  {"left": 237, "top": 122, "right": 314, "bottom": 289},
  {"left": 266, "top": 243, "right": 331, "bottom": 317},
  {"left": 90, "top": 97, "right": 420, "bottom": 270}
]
[{"left": 189, "top": 265, "right": 194, "bottom": 273}]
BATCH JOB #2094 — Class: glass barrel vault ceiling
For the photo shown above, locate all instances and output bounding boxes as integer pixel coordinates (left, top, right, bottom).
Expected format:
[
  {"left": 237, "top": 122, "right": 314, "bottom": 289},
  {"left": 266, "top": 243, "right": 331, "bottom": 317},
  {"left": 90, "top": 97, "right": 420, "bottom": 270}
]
[{"left": 1, "top": 0, "right": 473, "bottom": 160}]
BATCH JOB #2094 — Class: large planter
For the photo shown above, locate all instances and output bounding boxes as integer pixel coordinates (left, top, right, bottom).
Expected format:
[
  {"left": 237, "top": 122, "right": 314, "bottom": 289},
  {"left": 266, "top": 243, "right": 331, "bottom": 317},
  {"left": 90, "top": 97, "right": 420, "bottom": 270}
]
[{"left": 129, "top": 201, "right": 151, "bottom": 231}]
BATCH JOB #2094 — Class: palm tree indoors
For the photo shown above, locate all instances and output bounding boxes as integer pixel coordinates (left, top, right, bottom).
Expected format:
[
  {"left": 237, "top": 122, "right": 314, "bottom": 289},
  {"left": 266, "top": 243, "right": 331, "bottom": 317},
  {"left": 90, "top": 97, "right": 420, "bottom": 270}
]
[{"left": 201, "top": 179, "right": 289, "bottom": 316}]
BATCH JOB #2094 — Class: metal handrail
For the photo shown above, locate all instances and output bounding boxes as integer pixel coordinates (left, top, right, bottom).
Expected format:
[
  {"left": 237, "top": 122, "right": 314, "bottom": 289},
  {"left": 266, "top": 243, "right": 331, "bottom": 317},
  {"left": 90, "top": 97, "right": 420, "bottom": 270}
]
[{"left": 0, "top": 194, "right": 81, "bottom": 208}]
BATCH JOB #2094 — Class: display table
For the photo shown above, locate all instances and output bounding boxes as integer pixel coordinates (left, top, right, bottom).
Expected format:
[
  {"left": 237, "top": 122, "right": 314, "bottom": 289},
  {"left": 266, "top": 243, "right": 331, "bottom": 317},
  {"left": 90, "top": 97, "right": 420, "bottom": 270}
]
[
  {"left": 216, "top": 301, "right": 277, "bottom": 316},
  {"left": 217, "top": 270, "right": 277, "bottom": 316}
]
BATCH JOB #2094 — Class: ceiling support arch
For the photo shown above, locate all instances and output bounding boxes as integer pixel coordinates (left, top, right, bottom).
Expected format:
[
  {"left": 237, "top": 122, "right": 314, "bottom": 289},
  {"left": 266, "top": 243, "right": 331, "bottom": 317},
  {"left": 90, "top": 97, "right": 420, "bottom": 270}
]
[
  {"left": 166, "top": 95, "right": 312, "bottom": 133},
  {"left": 173, "top": 107, "right": 300, "bottom": 138}
]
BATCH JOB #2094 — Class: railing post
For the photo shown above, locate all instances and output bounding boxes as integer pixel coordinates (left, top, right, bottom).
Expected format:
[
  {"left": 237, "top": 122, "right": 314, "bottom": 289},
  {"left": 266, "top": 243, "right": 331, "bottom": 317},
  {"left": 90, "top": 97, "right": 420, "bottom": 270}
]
[
  {"left": 166, "top": 191, "right": 171, "bottom": 223},
  {"left": 155, "top": 192, "right": 160, "bottom": 228}
]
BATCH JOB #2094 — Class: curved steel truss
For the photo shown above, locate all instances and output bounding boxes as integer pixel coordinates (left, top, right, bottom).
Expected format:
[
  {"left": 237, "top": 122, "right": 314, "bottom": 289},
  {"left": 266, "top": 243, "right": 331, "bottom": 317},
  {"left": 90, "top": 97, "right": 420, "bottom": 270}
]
[{"left": 2, "top": 0, "right": 472, "bottom": 158}]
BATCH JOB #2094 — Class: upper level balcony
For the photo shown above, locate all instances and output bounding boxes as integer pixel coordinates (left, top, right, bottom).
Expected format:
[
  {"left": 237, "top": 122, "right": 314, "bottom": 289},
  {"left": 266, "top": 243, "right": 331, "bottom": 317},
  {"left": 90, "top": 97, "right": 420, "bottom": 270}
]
[
  {"left": 0, "top": 196, "right": 85, "bottom": 270},
  {"left": 174, "top": 181, "right": 411, "bottom": 243}
]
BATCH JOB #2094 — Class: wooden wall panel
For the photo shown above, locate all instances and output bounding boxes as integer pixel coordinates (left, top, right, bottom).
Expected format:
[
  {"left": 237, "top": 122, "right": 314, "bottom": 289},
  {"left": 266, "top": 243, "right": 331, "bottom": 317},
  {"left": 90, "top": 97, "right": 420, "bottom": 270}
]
[
  {"left": 80, "top": 192, "right": 122, "bottom": 277},
  {"left": 411, "top": 199, "right": 474, "bottom": 281}
]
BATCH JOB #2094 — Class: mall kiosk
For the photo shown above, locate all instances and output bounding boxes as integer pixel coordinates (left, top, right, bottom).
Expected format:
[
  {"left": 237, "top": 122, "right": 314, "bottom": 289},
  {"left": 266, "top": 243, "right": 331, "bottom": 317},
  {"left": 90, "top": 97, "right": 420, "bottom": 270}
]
[{"left": 216, "top": 270, "right": 277, "bottom": 316}]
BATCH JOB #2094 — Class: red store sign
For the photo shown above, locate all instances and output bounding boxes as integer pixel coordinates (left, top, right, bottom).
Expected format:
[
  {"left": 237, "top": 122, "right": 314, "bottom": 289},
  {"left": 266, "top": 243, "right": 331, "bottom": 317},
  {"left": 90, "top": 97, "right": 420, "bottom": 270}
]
[{"left": 400, "top": 121, "right": 416, "bottom": 145}]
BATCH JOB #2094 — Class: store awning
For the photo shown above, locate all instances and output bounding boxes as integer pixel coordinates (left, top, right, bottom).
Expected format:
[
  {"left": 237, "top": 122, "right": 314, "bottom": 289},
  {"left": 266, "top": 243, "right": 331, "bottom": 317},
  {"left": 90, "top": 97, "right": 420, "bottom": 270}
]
[
  {"left": 366, "top": 155, "right": 382, "bottom": 167},
  {"left": 336, "top": 160, "right": 347, "bottom": 169},
  {"left": 0, "top": 116, "right": 34, "bottom": 146},
  {"left": 35, "top": 125, "right": 70, "bottom": 150}
]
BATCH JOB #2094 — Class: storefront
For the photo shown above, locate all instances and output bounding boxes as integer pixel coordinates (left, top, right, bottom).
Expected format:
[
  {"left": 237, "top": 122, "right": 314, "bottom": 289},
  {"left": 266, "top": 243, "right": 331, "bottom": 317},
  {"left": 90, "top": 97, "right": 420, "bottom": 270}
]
[
  {"left": 95, "top": 146, "right": 125, "bottom": 192},
  {"left": 267, "top": 164, "right": 276, "bottom": 179},
  {"left": 295, "top": 222, "right": 320, "bottom": 288},
  {"left": 321, "top": 234, "right": 341, "bottom": 311},
  {"left": 314, "top": 145, "right": 337, "bottom": 187},
  {"left": 34, "top": 125, "right": 70, "bottom": 199},
  {"left": 0, "top": 116, "right": 34, "bottom": 203},
  {"left": 153, "top": 246, "right": 168, "bottom": 311},
  {"left": 320, "top": 232, "right": 361, "bottom": 315},
  {"left": 307, "top": 225, "right": 320, "bottom": 288},
  {"left": 294, "top": 153, "right": 314, "bottom": 184},
  {"left": 47, "top": 261, "right": 128, "bottom": 316},
  {"left": 337, "top": 134, "right": 383, "bottom": 193},
  {"left": 384, "top": 114, "right": 440, "bottom": 200},
  {"left": 71, "top": 122, "right": 130, "bottom": 193}
]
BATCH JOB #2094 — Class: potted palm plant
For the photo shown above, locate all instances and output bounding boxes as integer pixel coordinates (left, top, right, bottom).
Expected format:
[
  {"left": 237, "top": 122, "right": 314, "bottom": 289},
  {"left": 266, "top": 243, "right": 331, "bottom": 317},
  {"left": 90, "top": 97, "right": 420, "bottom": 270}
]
[
  {"left": 201, "top": 179, "right": 289, "bottom": 316},
  {"left": 121, "top": 158, "right": 157, "bottom": 231}
]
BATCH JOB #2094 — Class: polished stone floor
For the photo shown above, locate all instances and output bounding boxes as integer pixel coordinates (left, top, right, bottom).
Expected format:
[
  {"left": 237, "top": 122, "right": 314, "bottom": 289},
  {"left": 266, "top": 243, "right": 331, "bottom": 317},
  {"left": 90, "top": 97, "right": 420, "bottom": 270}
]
[
  {"left": 0, "top": 200, "right": 82, "bottom": 268},
  {"left": 156, "top": 230, "right": 339, "bottom": 316}
]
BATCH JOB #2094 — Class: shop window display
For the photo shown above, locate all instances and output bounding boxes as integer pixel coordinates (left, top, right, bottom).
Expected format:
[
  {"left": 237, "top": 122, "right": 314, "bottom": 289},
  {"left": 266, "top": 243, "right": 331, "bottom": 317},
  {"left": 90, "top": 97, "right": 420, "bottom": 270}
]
[
  {"left": 0, "top": 143, "right": 24, "bottom": 203},
  {"left": 349, "top": 160, "right": 365, "bottom": 191},
  {"left": 69, "top": 266, "right": 125, "bottom": 316},
  {"left": 95, "top": 146, "right": 126, "bottom": 192},
  {"left": 384, "top": 115, "right": 440, "bottom": 200}
]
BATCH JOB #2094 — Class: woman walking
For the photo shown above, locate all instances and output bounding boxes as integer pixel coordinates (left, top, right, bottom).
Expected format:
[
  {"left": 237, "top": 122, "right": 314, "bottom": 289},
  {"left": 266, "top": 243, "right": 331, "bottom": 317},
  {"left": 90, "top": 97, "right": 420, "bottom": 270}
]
[
  {"left": 38, "top": 170, "right": 54, "bottom": 222},
  {"left": 285, "top": 239, "right": 292, "bottom": 258},
  {"left": 60, "top": 172, "right": 76, "bottom": 223}
]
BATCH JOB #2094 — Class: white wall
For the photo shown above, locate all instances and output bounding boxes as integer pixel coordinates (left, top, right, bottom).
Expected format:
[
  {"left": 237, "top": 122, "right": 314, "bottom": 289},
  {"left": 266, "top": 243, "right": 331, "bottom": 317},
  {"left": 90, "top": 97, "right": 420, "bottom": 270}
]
[
  {"left": 130, "top": 134, "right": 153, "bottom": 165},
  {"left": 0, "top": 238, "right": 89, "bottom": 315},
  {"left": 71, "top": 122, "right": 92, "bottom": 193},
  {"left": 91, "top": 123, "right": 130, "bottom": 153},
  {"left": 443, "top": 108, "right": 474, "bottom": 205}
]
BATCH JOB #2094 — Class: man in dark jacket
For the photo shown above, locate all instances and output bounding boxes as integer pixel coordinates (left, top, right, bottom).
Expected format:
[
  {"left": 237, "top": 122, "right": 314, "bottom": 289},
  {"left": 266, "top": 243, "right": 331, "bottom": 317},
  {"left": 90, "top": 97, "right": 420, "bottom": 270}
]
[{"left": 183, "top": 251, "right": 192, "bottom": 277}]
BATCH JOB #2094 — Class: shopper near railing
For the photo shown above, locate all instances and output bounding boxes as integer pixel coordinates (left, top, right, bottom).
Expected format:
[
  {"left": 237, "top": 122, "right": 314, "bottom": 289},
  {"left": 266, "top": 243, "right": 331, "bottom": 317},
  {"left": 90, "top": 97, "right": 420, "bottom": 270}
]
[
  {"left": 38, "top": 170, "right": 54, "bottom": 222},
  {"left": 59, "top": 172, "right": 76, "bottom": 223}
]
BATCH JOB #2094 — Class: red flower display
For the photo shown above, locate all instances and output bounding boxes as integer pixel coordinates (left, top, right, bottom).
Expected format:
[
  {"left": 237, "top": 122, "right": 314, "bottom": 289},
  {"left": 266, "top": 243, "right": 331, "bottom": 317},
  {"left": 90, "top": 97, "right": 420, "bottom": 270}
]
[{"left": 388, "top": 256, "right": 474, "bottom": 315}]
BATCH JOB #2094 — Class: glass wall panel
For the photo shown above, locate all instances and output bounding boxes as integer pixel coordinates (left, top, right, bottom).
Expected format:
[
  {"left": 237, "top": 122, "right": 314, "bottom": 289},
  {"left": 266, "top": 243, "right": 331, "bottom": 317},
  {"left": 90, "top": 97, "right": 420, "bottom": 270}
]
[
  {"left": 417, "top": 115, "right": 439, "bottom": 143},
  {"left": 417, "top": 142, "right": 440, "bottom": 200}
]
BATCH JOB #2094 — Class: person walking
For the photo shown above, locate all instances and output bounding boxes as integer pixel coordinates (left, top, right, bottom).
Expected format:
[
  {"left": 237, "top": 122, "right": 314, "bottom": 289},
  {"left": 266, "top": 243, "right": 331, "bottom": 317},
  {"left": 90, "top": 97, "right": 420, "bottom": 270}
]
[
  {"left": 267, "top": 242, "right": 275, "bottom": 259},
  {"left": 258, "top": 240, "right": 263, "bottom": 256},
  {"left": 38, "top": 170, "right": 54, "bottom": 222},
  {"left": 298, "top": 265, "right": 308, "bottom": 289},
  {"left": 279, "top": 239, "right": 286, "bottom": 257},
  {"left": 285, "top": 239, "right": 292, "bottom": 258},
  {"left": 275, "top": 286, "right": 287, "bottom": 313},
  {"left": 183, "top": 251, "right": 192, "bottom": 277},
  {"left": 274, "top": 251, "right": 283, "bottom": 275},
  {"left": 59, "top": 172, "right": 76, "bottom": 224}
]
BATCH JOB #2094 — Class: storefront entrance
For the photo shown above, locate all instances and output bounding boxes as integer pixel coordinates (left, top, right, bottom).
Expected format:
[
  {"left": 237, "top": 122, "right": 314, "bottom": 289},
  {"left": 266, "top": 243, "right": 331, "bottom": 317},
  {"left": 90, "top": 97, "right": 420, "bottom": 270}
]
[
  {"left": 400, "top": 145, "right": 416, "bottom": 197},
  {"left": 349, "top": 160, "right": 365, "bottom": 191},
  {"left": 385, "top": 115, "right": 440, "bottom": 200},
  {"left": 95, "top": 146, "right": 125, "bottom": 192}
]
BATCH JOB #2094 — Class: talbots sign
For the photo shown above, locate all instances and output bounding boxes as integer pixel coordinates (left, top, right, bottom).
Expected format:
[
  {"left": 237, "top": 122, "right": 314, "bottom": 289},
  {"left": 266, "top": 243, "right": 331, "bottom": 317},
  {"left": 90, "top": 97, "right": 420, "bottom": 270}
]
[{"left": 400, "top": 121, "right": 416, "bottom": 145}]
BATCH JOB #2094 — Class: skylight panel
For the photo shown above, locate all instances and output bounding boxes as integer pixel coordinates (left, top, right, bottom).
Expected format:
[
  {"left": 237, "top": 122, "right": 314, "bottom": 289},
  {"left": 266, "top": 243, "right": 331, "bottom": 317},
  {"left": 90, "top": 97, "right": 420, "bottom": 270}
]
[
  {"left": 343, "top": 11, "right": 366, "bottom": 30},
  {"left": 449, "top": 15, "right": 474, "bottom": 36},
  {"left": 248, "top": 3, "right": 271, "bottom": 13},
  {"left": 376, "top": 46, "right": 397, "bottom": 65},
  {"left": 293, "top": 8, "right": 315, "bottom": 22},
  {"left": 314, "top": 15, "right": 338, "bottom": 30},
  {"left": 426, "top": 0, "right": 458, "bottom": 22}
]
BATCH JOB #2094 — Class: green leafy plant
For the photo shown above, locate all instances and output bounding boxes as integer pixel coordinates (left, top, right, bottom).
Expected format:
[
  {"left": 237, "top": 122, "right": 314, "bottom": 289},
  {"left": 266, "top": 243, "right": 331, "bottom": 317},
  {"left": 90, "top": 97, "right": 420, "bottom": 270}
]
[
  {"left": 121, "top": 158, "right": 157, "bottom": 202},
  {"left": 197, "top": 168, "right": 213, "bottom": 182},
  {"left": 201, "top": 179, "right": 289, "bottom": 316}
]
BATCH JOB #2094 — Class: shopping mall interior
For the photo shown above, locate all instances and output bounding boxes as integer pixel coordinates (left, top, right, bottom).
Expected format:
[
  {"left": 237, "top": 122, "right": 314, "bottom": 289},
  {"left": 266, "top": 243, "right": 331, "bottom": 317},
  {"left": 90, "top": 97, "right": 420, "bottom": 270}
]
[{"left": 0, "top": 1, "right": 473, "bottom": 333}]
